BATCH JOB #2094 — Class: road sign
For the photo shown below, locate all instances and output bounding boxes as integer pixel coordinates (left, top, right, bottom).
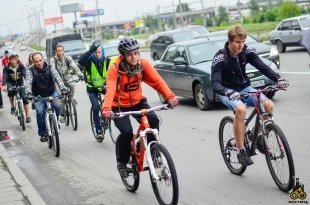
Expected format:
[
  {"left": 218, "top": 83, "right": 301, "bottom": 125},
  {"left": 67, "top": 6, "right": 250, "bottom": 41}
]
[
  {"left": 80, "top": 9, "right": 104, "bottom": 18},
  {"left": 44, "top": 17, "right": 63, "bottom": 25}
]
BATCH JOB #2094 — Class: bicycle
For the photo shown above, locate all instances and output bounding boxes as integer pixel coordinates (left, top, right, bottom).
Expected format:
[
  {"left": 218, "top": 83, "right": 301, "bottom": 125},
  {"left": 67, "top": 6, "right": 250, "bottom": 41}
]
[
  {"left": 8, "top": 85, "right": 26, "bottom": 131},
  {"left": 62, "top": 79, "right": 80, "bottom": 131},
  {"left": 113, "top": 104, "right": 179, "bottom": 205},
  {"left": 33, "top": 95, "right": 62, "bottom": 157},
  {"left": 89, "top": 86, "right": 119, "bottom": 143},
  {"left": 219, "top": 85, "right": 295, "bottom": 192}
]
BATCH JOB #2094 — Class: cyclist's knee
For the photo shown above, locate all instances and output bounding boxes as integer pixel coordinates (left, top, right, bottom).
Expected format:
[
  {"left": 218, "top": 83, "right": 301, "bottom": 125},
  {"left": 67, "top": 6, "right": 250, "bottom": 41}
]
[
  {"left": 264, "top": 99, "right": 274, "bottom": 112},
  {"left": 234, "top": 103, "right": 246, "bottom": 118}
]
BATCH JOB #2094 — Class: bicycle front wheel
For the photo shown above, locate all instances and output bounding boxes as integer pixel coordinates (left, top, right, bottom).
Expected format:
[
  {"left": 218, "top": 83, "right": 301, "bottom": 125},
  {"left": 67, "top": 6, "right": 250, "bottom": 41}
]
[
  {"left": 49, "top": 114, "right": 60, "bottom": 157},
  {"left": 18, "top": 101, "right": 25, "bottom": 130},
  {"left": 264, "top": 123, "right": 295, "bottom": 192},
  {"left": 103, "top": 118, "right": 119, "bottom": 144},
  {"left": 121, "top": 156, "right": 140, "bottom": 193},
  {"left": 149, "top": 143, "right": 179, "bottom": 205},
  {"left": 69, "top": 99, "right": 78, "bottom": 131},
  {"left": 219, "top": 116, "right": 247, "bottom": 175}
]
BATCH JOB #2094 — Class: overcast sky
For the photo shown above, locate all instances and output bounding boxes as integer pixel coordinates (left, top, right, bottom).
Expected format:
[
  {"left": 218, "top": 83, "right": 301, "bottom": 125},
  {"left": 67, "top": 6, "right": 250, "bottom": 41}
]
[{"left": 0, "top": 0, "right": 239, "bottom": 36}]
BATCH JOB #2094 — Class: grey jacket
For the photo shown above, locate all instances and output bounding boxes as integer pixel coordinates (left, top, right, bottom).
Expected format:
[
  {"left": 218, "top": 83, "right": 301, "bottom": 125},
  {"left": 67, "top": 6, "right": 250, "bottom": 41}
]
[{"left": 50, "top": 55, "right": 83, "bottom": 83}]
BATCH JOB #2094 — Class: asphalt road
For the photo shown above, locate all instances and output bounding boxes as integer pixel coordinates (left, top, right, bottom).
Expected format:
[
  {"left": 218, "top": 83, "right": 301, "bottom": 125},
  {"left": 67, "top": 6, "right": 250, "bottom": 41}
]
[{"left": 0, "top": 47, "right": 309, "bottom": 205}]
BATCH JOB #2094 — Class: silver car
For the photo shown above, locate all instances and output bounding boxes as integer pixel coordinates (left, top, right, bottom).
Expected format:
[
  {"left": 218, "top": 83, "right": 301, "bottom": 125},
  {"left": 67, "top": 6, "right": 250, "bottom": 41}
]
[{"left": 269, "top": 15, "right": 310, "bottom": 52}]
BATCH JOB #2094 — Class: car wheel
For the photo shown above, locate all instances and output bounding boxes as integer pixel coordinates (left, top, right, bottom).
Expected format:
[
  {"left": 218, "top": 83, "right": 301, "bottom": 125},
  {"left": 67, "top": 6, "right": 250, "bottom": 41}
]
[
  {"left": 276, "top": 40, "right": 286, "bottom": 53},
  {"left": 157, "top": 92, "right": 167, "bottom": 104},
  {"left": 153, "top": 53, "right": 159, "bottom": 61},
  {"left": 194, "top": 83, "right": 212, "bottom": 110}
]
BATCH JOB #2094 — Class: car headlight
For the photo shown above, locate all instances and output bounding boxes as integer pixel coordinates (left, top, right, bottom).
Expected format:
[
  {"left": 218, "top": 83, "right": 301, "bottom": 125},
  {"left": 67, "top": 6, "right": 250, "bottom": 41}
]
[{"left": 270, "top": 46, "right": 279, "bottom": 57}]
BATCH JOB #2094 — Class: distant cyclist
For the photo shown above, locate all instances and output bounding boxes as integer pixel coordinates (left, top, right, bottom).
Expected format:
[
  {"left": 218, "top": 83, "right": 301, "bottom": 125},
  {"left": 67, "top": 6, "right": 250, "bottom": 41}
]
[
  {"left": 100, "top": 37, "right": 178, "bottom": 178},
  {"left": 25, "top": 52, "right": 67, "bottom": 142},
  {"left": 2, "top": 54, "right": 31, "bottom": 122},
  {"left": 211, "top": 24, "right": 289, "bottom": 166},
  {"left": 50, "top": 44, "right": 84, "bottom": 123},
  {"left": 78, "top": 40, "right": 117, "bottom": 141}
]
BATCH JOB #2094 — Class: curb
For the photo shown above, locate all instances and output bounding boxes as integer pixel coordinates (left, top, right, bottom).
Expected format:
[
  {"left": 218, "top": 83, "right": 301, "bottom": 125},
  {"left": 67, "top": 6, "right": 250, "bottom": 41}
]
[{"left": 0, "top": 143, "right": 46, "bottom": 205}]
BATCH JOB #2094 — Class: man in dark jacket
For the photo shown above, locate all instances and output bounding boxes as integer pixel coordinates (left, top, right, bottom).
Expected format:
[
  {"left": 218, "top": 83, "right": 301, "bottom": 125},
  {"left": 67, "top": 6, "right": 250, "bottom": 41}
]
[
  {"left": 2, "top": 54, "right": 31, "bottom": 122},
  {"left": 211, "top": 25, "right": 289, "bottom": 166},
  {"left": 25, "top": 52, "right": 67, "bottom": 142}
]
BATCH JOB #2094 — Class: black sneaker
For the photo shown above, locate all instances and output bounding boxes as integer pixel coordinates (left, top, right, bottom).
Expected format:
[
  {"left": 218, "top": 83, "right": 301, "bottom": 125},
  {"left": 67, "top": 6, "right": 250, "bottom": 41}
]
[
  {"left": 237, "top": 149, "right": 254, "bottom": 166},
  {"left": 257, "top": 135, "right": 266, "bottom": 154},
  {"left": 26, "top": 117, "right": 32, "bottom": 123},
  {"left": 95, "top": 130, "right": 104, "bottom": 142},
  {"left": 11, "top": 107, "right": 16, "bottom": 115},
  {"left": 117, "top": 163, "right": 128, "bottom": 178},
  {"left": 40, "top": 135, "right": 48, "bottom": 142}
]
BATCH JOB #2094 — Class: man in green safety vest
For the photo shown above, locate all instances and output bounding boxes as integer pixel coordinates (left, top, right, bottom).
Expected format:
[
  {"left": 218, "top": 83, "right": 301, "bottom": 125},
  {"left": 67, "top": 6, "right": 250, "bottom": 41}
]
[{"left": 78, "top": 40, "right": 117, "bottom": 141}]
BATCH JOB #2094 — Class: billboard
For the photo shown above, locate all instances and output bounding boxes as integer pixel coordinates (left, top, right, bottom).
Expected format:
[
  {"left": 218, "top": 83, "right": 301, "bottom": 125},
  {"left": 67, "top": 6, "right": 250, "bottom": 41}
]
[
  {"left": 61, "top": 3, "right": 80, "bottom": 13},
  {"left": 44, "top": 17, "right": 63, "bottom": 25},
  {"left": 80, "top": 9, "right": 104, "bottom": 18}
]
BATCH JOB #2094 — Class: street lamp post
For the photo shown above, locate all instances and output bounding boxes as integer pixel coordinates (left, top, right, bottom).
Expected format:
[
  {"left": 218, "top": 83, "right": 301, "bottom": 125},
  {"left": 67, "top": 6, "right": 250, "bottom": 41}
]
[{"left": 96, "top": 0, "right": 101, "bottom": 39}]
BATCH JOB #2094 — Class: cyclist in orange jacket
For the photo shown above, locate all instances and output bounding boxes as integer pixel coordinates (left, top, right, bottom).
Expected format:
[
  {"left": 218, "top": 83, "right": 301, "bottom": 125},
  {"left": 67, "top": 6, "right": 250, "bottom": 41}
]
[{"left": 101, "top": 37, "right": 178, "bottom": 178}]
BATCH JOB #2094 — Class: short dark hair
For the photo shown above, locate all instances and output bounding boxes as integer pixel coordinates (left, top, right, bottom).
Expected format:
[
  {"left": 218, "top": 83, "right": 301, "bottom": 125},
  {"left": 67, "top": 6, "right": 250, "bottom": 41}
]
[
  {"left": 31, "top": 52, "right": 43, "bottom": 61},
  {"left": 9, "top": 54, "right": 17, "bottom": 60},
  {"left": 4, "top": 50, "right": 9, "bottom": 54},
  {"left": 55, "top": 44, "right": 64, "bottom": 50}
]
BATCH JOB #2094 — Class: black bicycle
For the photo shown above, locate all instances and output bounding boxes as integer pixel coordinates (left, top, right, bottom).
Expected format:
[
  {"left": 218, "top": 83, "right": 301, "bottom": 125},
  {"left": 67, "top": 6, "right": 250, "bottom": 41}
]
[
  {"left": 89, "top": 88, "right": 119, "bottom": 143},
  {"left": 63, "top": 79, "right": 79, "bottom": 131},
  {"left": 9, "top": 85, "right": 26, "bottom": 130},
  {"left": 219, "top": 85, "right": 295, "bottom": 192}
]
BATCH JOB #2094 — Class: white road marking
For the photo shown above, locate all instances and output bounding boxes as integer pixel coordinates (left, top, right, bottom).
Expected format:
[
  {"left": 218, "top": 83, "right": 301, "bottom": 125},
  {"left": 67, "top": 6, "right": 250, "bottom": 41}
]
[{"left": 281, "top": 71, "right": 310, "bottom": 75}]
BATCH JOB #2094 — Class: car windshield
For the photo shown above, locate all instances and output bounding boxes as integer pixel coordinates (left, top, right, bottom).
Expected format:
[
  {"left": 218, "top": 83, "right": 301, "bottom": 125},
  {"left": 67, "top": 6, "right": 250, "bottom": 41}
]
[
  {"left": 103, "top": 44, "right": 119, "bottom": 57},
  {"left": 188, "top": 40, "right": 224, "bottom": 64},
  {"left": 172, "top": 30, "right": 200, "bottom": 42},
  {"left": 300, "top": 16, "right": 310, "bottom": 28},
  {"left": 61, "top": 40, "right": 86, "bottom": 52}
]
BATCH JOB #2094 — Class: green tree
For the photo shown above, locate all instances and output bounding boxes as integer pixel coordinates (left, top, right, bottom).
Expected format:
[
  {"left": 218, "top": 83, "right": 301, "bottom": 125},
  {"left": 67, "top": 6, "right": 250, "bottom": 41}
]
[
  {"left": 278, "top": 2, "right": 301, "bottom": 20},
  {"left": 176, "top": 3, "right": 190, "bottom": 12},
  {"left": 249, "top": 0, "right": 259, "bottom": 16},
  {"left": 217, "top": 6, "right": 229, "bottom": 26},
  {"left": 143, "top": 15, "right": 158, "bottom": 33}
]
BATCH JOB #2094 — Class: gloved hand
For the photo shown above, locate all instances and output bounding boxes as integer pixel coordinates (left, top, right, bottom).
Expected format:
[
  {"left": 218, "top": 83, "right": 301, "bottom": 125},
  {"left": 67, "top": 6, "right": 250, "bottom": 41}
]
[
  {"left": 26, "top": 92, "right": 33, "bottom": 100},
  {"left": 89, "top": 40, "right": 101, "bottom": 53},
  {"left": 226, "top": 90, "right": 240, "bottom": 101},
  {"left": 61, "top": 88, "right": 68, "bottom": 95},
  {"left": 277, "top": 78, "right": 289, "bottom": 89},
  {"left": 101, "top": 108, "right": 113, "bottom": 120},
  {"left": 167, "top": 97, "right": 179, "bottom": 109}
]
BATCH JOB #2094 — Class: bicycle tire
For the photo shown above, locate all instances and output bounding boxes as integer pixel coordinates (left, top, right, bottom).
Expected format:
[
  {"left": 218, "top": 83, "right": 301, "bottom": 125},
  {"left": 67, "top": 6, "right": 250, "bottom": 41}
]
[
  {"left": 264, "top": 123, "right": 295, "bottom": 192},
  {"left": 103, "top": 118, "right": 119, "bottom": 144},
  {"left": 219, "top": 116, "right": 247, "bottom": 175},
  {"left": 121, "top": 155, "right": 140, "bottom": 193},
  {"left": 69, "top": 99, "right": 78, "bottom": 131},
  {"left": 149, "top": 143, "right": 179, "bottom": 205},
  {"left": 90, "top": 106, "right": 100, "bottom": 141},
  {"left": 49, "top": 114, "right": 60, "bottom": 157},
  {"left": 65, "top": 102, "right": 70, "bottom": 126},
  {"left": 18, "top": 101, "right": 25, "bottom": 130}
]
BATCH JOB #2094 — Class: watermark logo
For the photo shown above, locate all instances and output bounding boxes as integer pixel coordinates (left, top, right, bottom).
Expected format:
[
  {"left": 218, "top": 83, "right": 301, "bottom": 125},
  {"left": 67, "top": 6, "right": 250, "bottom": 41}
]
[{"left": 289, "top": 178, "right": 308, "bottom": 204}]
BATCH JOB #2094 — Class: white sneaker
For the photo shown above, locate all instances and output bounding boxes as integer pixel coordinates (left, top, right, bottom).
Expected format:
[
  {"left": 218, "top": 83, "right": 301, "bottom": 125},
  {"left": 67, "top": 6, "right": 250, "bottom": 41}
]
[{"left": 60, "top": 115, "right": 66, "bottom": 123}]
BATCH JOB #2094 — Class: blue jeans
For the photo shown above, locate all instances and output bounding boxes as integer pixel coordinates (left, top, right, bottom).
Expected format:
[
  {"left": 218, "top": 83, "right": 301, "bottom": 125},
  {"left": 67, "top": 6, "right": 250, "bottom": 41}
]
[
  {"left": 219, "top": 86, "right": 267, "bottom": 111},
  {"left": 88, "top": 91, "right": 101, "bottom": 133},
  {"left": 35, "top": 91, "right": 60, "bottom": 136}
]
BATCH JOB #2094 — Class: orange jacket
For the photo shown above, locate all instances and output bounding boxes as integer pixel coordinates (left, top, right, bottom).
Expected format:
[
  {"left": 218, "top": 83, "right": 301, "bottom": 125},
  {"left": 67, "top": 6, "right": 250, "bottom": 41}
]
[{"left": 102, "top": 56, "right": 175, "bottom": 109}]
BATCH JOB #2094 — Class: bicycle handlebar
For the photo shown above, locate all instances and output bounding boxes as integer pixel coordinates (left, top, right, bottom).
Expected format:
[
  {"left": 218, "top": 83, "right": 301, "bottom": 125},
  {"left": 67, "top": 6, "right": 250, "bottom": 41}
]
[
  {"left": 30, "top": 95, "right": 63, "bottom": 101},
  {"left": 240, "top": 85, "right": 286, "bottom": 99},
  {"left": 8, "top": 85, "right": 25, "bottom": 91},
  {"left": 113, "top": 104, "right": 170, "bottom": 118}
]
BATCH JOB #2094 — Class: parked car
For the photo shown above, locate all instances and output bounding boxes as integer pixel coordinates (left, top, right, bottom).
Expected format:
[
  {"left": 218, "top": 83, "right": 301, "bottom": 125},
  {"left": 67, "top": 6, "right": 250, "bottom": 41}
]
[
  {"left": 101, "top": 40, "right": 119, "bottom": 57},
  {"left": 195, "top": 30, "right": 280, "bottom": 69},
  {"left": 269, "top": 15, "right": 310, "bottom": 53},
  {"left": 154, "top": 37, "right": 279, "bottom": 110},
  {"left": 150, "top": 28, "right": 201, "bottom": 60}
]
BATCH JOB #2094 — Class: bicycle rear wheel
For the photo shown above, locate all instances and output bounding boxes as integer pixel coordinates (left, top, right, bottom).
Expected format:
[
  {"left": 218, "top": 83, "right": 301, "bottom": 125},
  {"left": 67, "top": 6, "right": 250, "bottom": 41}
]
[
  {"left": 17, "top": 102, "right": 25, "bottom": 130},
  {"left": 65, "top": 103, "right": 70, "bottom": 126},
  {"left": 219, "top": 116, "right": 247, "bottom": 175},
  {"left": 264, "top": 123, "right": 295, "bottom": 192},
  {"left": 49, "top": 114, "right": 60, "bottom": 157},
  {"left": 69, "top": 99, "right": 78, "bottom": 131},
  {"left": 90, "top": 106, "right": 102, "bottom": 141},
  {"left": 121, "top": 155, "right": 140, "bottom": 192},
  {"left": 149, "top": 143, "right": 179, "bottom": 205}
]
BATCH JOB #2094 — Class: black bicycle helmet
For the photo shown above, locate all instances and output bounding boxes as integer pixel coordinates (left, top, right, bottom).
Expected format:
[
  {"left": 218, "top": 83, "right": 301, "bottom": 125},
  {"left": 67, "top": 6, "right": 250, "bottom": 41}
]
[{"left": 118, "top": 37, "right": 140, "bottom": 54}]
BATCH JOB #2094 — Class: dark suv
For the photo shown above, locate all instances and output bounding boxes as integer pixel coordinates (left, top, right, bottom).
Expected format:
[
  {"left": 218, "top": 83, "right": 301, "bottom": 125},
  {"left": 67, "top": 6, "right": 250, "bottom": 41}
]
[
  {"left": 46, "top": 33, "right": 87, "bottom": 69},
  {"left": 150, "top": 29, "right": 200, "bottom": 60}
]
